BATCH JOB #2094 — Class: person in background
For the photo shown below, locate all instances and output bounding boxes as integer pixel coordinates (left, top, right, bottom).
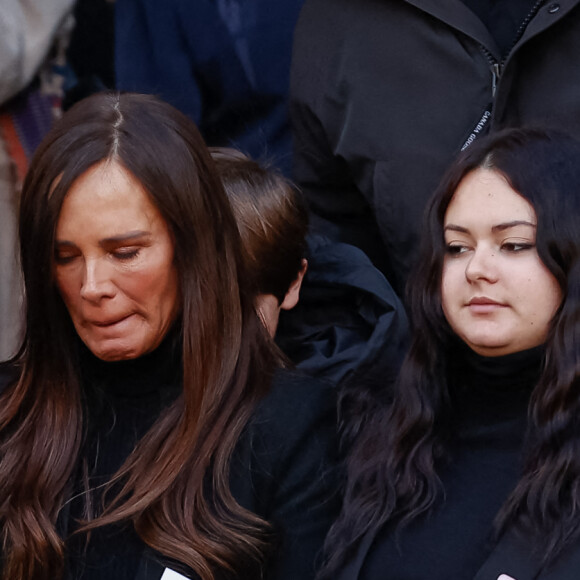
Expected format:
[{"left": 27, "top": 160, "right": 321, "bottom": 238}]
[
  {"left": 0, "top": 0, "right": 74, "bottom": 360},
  {"left": 291, "top": 0, "right": 580, "bottom": 295},
  {"left": 321, "top": 127, "right": 580, "bottom": 580},
  {"left": 210, "top": 147, "right": 309, "bottom": 337},
  {"left": 0, "top": 92, "right": 337, "bottom": 580},
  {"left": 66, "top": 0, "right": 305, "bottom": 176},
  {"left": 213, "top": 147, "right": 410, "bottom": 453}
]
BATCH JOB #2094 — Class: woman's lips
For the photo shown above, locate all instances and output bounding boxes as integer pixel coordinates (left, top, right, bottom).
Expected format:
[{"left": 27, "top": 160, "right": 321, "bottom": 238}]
[
  {"left": 467, "top": 297, "right": 507, "bottom": 314},
  {"left": 89, "top": 314, "right": 133, "bottom": 328}
]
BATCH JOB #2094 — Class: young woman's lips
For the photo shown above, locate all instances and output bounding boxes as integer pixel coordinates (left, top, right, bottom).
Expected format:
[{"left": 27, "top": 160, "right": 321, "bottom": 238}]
[{"left": 467, "top": 297, "right": 507, "bottom": 314}]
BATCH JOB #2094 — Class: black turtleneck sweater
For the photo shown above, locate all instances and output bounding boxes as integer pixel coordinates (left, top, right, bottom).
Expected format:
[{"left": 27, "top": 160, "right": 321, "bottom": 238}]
[
  {"left": 0, "top": 328, "right": 338, "bottom": 580},
  {"left": 45, "top": 329, "right": 338, "bottom": 580},
  {"left": 66, "top": 331, "right": 183, "bottom": 579},
  {"left": 360, "top": 345, "right": 543, "bottom": 580}
]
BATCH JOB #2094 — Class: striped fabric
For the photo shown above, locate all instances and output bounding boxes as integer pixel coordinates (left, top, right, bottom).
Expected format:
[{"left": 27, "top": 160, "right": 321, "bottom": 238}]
[{"left": 0, "top": 88, "right": 59, "bottom": 185}]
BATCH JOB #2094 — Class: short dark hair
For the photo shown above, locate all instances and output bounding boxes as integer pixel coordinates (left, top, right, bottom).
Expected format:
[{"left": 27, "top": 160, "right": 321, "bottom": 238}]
[{"left": 210, "top": 147, "right": 308, "bottom": 303}]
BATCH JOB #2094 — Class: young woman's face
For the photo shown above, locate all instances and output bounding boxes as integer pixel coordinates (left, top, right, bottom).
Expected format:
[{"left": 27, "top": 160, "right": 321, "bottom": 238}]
[
  {"left": 441, "top": 168, "right": 562, "bottom": 357},
  {"left": 54, "top": 161, "right": 179, "bottom": 361}
]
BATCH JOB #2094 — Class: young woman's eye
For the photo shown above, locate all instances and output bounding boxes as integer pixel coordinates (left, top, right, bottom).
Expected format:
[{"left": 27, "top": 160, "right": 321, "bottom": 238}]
[
  {"left": 113, "top": 248, "right": 140, "bottom": 261},
  {"left": 501, "top": 242, "right": 534, "bottom": 252},
  {"left": 445, "top": 244, "right": 469, "bottom": 256}
]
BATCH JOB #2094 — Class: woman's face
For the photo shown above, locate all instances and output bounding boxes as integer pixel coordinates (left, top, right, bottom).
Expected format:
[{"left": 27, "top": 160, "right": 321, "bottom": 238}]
[
  {"left": 441, "top": 168, "right": 562, "bottom": 357},
  {"left": 54, "top": 161, "right": 179, "bottom": 361}
]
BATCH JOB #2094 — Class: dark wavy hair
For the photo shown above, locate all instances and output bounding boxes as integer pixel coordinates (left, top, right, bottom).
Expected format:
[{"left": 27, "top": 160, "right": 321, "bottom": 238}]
[
  {"left": 0, "top": 92, "right": 280, "bottom": 579},
  {"left": 322, "top": 127, "right": 580, "bottom": 574}
]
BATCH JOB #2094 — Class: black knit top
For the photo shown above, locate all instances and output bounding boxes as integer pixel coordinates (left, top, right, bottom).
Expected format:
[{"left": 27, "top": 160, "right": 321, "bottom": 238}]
[
  {"left": 48, "top": 327, "right": 338, "bottom": 580},
  {"left": 360, "top": 344, "right": 543, "bottom": 580},
  {"left": 66, "top": 330, "right": 182, "bottom": 579}
]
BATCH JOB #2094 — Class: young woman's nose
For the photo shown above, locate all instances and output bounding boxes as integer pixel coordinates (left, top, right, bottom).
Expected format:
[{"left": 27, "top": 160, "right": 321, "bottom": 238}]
[
  {"left": 465, "top": 246, "right": 499, "bottom": 283},
  {"left": 80, "top": 258, "right": 116, "bottom": 302}
]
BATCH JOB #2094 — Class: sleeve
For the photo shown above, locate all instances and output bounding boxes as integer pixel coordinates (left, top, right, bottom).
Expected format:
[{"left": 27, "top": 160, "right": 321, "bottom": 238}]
[
  {"left": 0, "top": 0, "right": 74, "bottom": 104},
  {"left": 249, "top": 373, "right": 341, "bottom": 580},
  {"left": 289, "top": 0, "right": 390, "bottom": 275}
]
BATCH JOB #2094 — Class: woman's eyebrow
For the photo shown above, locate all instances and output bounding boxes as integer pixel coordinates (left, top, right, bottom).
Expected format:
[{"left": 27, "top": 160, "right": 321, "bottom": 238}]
[
  {"left": 491, "top": 220, "right": 536, "bottom": 232},
  {"left": 443, "top": 220, "right": 536, "bottom": 234},
  {"left": 443, "top": 224, "right": 469, "bottom": 233},
  {"left": 99, "top": 231, "right": 152, "bottom": 246},
  {"left": 54, "top": 239, "right": 76, "bottom": 247},
  {"left": 54, "top": 231, "right": 152, "bottom": 249}
]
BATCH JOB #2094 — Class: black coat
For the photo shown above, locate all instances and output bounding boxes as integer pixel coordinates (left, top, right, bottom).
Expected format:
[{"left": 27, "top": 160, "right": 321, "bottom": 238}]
[
  {"left": 291, "top": 0, "right": 580, "bottom": 293},
  {"left": 0, "top": 362, "right": 339, "bottom": 580},
  {"left": 331, "top": 345, "right": 579, "bottom": 580},
  {"left": 276, "top": 235, "right": 409, "bottom": 389},
  {"left": 337, "top": 527, "right": 580, "bottom": 580}
]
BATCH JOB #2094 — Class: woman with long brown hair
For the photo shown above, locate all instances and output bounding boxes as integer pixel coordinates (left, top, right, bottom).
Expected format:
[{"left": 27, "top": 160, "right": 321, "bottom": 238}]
[{"left": 0, "top": 92, "right": 337, "bottom": 580}]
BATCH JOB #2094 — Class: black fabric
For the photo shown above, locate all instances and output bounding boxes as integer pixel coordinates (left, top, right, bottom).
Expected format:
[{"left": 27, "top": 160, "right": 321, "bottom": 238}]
[
  {"left": 291, "top": 0, "right": 580, "bottom": 294},
  {"left": 474, "top": 520, "right": 580, "bottom": 580},
  {"left": 0, "top": 341, "right": 338, "bottom": 580},
  {"left": 66, "top": 331, "right": 182, "bottom": 579},
  {"left": 276, "top": 234, "right": 409, "bottom": 389},
  {"left": 461, "top": 0, "right": 541, "bottom": 58},
  {"left": 356, "top": 344, "right": 542, "bottom": 580},
  {"left": 64, "top": 0, "right": 115, "bottom": 109}
]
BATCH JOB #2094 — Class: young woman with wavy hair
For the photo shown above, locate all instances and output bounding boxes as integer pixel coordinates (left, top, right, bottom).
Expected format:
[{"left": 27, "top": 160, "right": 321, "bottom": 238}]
[
  {"left": 323, "top": 127, "right": 580, "bottom": 580},
  {"left": 0, "top": 92, "right": 337, "bottom": 580}
]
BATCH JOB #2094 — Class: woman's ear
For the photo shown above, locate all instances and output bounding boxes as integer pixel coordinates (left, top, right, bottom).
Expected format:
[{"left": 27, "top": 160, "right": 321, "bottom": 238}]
[{"left": 280, "top": 259, "right": 308, "bottom": 311}]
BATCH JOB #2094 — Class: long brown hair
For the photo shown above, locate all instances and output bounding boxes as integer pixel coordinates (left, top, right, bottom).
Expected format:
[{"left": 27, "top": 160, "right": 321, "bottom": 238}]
[{"left": 0, "top": 92, "right": 278, "bottom": 579}]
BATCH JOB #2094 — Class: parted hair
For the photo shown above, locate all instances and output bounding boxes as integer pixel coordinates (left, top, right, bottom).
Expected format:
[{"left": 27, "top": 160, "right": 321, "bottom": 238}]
[
  {"left": 210, "top": 147, "right": 308, "bottom": 304},
  {"left": 321, "top": 127, "right": 580, "bottom": 575},
  {"left": 0, "top": 92, "right": 279, "bottom": 580}
]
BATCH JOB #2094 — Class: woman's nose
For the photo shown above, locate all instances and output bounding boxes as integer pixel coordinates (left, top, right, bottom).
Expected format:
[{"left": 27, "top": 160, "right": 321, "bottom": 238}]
[
  {"left": 465, "top": 246, "right": 499, "bottom": 283},
  {"left": 80, "top": 258, "right": 116, "bottom": 302}
]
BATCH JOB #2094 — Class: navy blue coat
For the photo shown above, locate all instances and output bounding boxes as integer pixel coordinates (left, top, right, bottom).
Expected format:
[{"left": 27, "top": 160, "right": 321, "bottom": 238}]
[{"left": 116, "top": 0, "right": 305, "bottom": 176}]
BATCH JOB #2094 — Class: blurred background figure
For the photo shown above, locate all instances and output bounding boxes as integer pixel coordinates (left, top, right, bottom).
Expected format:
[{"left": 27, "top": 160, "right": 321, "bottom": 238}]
[
  {"left": 0, "top": 0, "right": 74, "bottom": 360},
  {"left": 291, "top": 0, "right": 580, "bottom": 295},
  {"left": 66, "top": 0, "right": 305, "bottom": 176}
]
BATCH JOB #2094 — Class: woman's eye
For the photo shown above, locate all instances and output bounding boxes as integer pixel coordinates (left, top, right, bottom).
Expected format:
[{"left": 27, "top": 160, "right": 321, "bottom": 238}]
[
  {"left": 445, "top": 244, "right": 469, "bottom": 255},
  {"left": 501, "top": 242, "right": 534, "bottom": 252},
  {"left": 112, "top": 248, "right": 141, "bottom": 261},
  {"left": 54, "top": 253, "right": 78, "bottom": 265}
]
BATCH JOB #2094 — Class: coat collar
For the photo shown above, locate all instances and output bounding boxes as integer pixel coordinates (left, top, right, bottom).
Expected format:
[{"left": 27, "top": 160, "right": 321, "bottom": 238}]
[{"left": 402, "top": 0, "right": 580, "bottom": 61}]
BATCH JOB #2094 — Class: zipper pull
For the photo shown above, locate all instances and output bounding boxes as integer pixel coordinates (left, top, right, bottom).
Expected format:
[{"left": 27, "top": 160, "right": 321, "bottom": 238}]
[{"left": 491, "top": 62, "right": 501, "bottom": 98}]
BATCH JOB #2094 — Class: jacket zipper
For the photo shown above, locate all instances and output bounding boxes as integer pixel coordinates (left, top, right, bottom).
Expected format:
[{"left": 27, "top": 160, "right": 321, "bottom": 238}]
[
  {"left": 461, "top": 0, "right": 546, "bottom": 150},
  {"left": 481, "top": 0, "right": 546, "bottom": 100}
]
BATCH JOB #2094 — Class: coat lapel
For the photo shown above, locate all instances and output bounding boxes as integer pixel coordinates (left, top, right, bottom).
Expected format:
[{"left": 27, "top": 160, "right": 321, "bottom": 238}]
[
  {"left": 473, "top": 530, "right": 541, "bottom": 580},
  {"left": 335, "top": 529, "right": 377, "bottom": 580}
]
